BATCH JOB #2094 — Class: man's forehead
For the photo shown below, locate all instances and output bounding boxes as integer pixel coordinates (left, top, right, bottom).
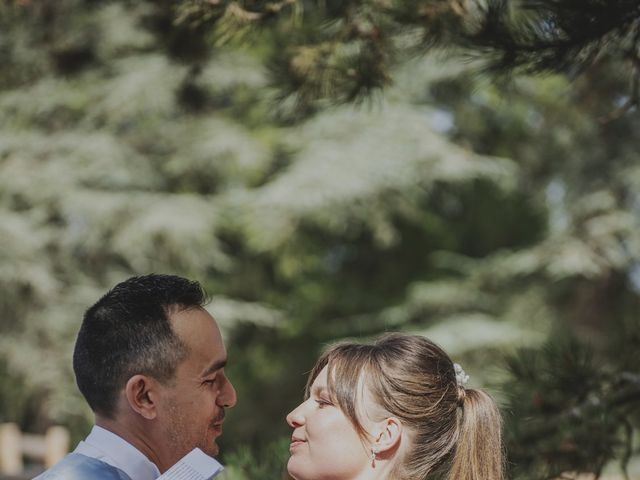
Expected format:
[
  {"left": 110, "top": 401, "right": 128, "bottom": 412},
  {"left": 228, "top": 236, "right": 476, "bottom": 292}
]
[
  {"left": 170, "top": 307, "right": 220, "bottom": 337},
  {"left": 170, "top": 308, "right": 226, "bottom": 366}
]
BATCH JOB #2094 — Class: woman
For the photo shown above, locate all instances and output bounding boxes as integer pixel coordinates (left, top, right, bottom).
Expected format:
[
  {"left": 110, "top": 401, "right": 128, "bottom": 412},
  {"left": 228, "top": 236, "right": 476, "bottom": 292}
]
[{"left": 286, "top": 333, "right": 503, "bottom": 480}]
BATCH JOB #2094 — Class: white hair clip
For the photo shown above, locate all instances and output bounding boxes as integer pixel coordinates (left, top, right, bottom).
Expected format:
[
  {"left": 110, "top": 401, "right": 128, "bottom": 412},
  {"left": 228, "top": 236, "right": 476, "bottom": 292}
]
[{"left": 453, "top": 363, "right": 469, "bottom": 387}]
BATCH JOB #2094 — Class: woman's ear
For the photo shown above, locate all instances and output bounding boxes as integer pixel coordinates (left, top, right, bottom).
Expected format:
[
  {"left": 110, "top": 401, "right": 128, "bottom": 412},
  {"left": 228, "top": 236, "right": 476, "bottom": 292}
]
[
  {"left": 124, "top": 374, "right": 159, "bottom": 420},
  {"left": 372, "top": 417, "right": 403, "bottom": 456}
]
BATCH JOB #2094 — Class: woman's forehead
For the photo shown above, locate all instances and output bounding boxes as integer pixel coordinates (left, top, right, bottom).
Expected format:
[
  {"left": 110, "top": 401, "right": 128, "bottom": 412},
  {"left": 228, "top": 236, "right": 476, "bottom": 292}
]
[{"left": 311, "top": 366, "right": 329, "bottom": 389}]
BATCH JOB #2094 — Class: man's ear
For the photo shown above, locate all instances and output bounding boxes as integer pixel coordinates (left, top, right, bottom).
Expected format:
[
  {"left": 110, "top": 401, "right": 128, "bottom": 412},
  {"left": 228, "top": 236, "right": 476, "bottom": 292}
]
[
  {"left": 372, "top": 417, "right": 403, "bottom": 457},
  {"left": 124, "top": 375, "right": 160, "bottom": 420}
]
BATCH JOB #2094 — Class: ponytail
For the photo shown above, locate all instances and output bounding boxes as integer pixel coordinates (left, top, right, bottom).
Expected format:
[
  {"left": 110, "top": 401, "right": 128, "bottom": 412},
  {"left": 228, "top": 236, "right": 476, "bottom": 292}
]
[{"left": 448, "top": 388, "right": 504, "bottom": 480}]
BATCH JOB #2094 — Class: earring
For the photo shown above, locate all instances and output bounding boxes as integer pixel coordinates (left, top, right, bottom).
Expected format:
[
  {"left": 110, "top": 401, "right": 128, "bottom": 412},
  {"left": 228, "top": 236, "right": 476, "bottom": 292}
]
[{"left": 371, "top": 449, "right": 377, "bottom": 468}]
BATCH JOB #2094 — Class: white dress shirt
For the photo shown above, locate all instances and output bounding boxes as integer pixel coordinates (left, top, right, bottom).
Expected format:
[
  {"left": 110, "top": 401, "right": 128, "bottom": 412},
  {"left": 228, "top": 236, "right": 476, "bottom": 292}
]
[{"left": 74, "top": 425, "right": 161, "bottom": 480}]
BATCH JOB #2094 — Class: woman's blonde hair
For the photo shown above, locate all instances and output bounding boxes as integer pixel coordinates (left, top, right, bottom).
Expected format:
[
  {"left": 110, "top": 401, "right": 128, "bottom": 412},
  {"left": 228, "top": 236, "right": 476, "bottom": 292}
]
[{"left": 304, "top": 333, "right": 504, "bottom": 480}]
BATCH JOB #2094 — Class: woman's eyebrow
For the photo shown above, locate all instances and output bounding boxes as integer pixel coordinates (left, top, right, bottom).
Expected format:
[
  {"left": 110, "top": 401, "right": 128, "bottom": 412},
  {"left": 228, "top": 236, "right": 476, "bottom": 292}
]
[{"left": 311, "top": 385, "right": 329, "bottom": 396}]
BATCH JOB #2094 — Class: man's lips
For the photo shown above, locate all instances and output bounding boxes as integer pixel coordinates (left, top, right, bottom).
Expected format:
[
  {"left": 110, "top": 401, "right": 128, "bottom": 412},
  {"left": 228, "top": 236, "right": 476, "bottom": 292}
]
[
  {"left": 211, "top": 411, "right": 226, "bottom": 429},
  {"left": 211, "top": 417, "right": 225, "bottom": 433}
]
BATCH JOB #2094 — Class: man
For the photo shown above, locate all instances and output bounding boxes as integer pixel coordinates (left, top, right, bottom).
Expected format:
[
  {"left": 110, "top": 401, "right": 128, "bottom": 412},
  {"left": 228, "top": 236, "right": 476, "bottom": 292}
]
[{"left": 35, "top": 274, "right": 237, "bottom": 479}]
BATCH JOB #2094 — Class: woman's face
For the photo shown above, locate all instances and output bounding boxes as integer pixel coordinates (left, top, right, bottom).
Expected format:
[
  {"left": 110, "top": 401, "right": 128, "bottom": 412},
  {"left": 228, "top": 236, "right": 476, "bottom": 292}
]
[{"left": 286, "top": 366, "right": 371, "bottom": 480}]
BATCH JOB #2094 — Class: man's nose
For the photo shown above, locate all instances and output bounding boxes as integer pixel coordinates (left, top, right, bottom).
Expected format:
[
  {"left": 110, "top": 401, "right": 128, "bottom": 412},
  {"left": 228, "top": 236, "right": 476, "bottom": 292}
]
[{"left": 218, "top": 376, "right": 237, "bottom": 408}]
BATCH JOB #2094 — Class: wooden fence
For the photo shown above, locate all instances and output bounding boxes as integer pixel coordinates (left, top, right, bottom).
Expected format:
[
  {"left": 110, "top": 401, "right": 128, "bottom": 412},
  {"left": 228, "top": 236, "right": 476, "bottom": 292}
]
[{"left": 0, "top": 423, "right": 69, "bottom": 478}]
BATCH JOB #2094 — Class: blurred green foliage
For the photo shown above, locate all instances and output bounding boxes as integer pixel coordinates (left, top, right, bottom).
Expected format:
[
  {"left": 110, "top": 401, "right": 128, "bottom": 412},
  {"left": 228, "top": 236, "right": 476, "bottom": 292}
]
[{"left": 1, "top": 1, "right": 639, "bottom": 479}]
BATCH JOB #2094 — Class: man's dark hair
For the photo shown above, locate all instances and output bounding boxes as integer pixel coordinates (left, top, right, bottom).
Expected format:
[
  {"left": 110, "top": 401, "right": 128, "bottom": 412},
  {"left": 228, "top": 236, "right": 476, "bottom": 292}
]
[{"left": 73, "top": 274, "right": 207, "bottom": 417}]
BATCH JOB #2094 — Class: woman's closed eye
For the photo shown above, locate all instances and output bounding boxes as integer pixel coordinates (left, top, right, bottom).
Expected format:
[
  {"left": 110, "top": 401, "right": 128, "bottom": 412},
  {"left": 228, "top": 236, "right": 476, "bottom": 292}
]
[{"left": 315, "top": 396, "right": 334, "bottom": 408}]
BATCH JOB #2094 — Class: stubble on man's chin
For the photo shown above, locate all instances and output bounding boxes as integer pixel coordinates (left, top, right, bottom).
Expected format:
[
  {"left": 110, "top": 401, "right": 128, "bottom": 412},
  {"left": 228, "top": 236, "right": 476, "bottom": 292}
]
[
  {"left": 164, "top": 402, "right": 219, "bottom": 461},
  {"left": 204, "top": 440, "right": 219, "bottom": 457},
  {"left": 200, "top": 422, "right": 221, "bottom": 458}
]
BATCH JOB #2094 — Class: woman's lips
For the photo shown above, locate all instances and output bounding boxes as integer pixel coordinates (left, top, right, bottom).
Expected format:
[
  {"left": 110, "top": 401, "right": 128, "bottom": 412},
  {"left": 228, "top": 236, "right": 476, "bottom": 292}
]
[{"left": 289, "top": 437, "right": 306, "bottom": 451}]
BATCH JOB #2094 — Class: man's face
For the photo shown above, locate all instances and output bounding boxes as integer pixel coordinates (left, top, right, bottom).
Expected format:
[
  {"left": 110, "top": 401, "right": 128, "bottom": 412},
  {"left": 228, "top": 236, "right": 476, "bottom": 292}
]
[{"left": 158, "top": 307, "right": 236, "bottom": 465}]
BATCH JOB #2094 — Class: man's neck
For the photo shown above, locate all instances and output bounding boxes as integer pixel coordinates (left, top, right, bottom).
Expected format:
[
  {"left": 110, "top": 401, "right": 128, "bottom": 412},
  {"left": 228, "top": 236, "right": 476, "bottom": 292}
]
[{"left": 95, "top": 415, "right": 166, "bottom": 472}]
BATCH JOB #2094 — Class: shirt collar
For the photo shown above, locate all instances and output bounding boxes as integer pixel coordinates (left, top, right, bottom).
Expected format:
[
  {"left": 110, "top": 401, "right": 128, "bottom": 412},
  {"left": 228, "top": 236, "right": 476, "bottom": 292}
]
[{"left": 74, "top": 425, "right": 161, "bottom": 480}]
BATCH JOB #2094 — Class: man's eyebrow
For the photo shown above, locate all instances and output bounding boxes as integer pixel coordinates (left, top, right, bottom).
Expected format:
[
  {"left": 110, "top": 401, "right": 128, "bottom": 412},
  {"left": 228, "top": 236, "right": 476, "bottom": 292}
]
[{"left": 201, "top": 359, "right": 227, "bottom": 377}]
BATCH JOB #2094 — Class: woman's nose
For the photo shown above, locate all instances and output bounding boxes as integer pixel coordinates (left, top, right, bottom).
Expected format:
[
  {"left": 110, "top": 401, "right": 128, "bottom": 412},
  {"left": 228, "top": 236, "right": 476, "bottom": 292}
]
[{"left": 286, "top": 404, "right": 305, "bottom": 427}]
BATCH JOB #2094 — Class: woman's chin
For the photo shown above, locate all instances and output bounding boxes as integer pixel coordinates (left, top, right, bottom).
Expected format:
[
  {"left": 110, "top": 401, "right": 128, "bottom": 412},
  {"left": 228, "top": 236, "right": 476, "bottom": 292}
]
[{"left": 286, "top": 457, "right": 304, "bottom": 480}]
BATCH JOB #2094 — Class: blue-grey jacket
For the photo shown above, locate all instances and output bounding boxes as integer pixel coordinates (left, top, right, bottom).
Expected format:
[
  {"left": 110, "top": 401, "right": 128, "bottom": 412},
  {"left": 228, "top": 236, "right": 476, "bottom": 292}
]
[{"left": 33, "top": 453, "right": 132, "bottom": 480}]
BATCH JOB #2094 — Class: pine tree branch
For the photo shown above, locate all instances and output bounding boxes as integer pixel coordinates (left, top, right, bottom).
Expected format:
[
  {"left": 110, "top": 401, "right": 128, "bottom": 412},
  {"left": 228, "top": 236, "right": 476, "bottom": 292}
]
[
  {"left": 620, "top": 418, "right": 632, "bottom": 480},
  {"left": 598, "top": 42, "right": 640, "bottom": 122},
  {"left": 506, "top": 368, "right": 640, "bottom": 479},
  {"left": 468, "top": 0, "right": 640, "bottom": 73}
]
